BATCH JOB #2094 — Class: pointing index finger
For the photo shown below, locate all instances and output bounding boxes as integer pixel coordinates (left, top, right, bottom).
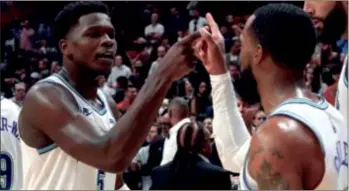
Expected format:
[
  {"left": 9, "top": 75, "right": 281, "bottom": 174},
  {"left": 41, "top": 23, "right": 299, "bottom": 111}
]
[{"left": 206, "top": 13, "right": 219, "bottom": 34}]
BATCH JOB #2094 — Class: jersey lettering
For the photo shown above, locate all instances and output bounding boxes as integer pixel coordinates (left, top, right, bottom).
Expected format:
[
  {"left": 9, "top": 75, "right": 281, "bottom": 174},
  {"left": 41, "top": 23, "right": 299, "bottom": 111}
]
[
  {"left": 0, "top": 117, "right": 19, "bottom": 140},
  {"left": 334, "top": 141, "right": 348, "bottom": 173},
  {"left": 0, "top": 152, "right": 13, "bottom": 190}
]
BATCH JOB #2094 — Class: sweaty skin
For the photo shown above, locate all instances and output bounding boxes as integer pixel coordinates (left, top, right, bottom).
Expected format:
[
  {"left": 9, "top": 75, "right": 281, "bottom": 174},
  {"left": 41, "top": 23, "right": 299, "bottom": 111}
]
[{"left": 19, "top": 12, "right": 201, "bottom": 174}]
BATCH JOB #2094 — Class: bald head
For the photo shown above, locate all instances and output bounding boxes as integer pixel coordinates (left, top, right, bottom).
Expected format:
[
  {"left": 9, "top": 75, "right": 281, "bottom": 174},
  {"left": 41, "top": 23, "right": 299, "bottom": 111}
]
[{"left": 168, "top": 97, "right": 189, "bottom": 124}]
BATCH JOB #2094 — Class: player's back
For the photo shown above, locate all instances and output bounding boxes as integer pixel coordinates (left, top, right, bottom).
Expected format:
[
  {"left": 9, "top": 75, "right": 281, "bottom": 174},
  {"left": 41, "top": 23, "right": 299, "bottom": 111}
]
[
  {"left": 21, "top": 74, "right": 117, "bottom": 190},
  {"left": 240, "top": 97, "right": 347, "bottom": 190},
  {"left": 336, "top": 56, "right": 348, "bottom": 126},
  {"left": 0, "top": 97, "right": 23, "bottom": 190}
]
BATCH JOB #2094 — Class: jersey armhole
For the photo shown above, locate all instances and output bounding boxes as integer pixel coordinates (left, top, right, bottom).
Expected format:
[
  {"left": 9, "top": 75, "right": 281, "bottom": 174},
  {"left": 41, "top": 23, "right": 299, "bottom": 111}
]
[{"left": 34, "top": 81, "right": 80, "bottom": 155}]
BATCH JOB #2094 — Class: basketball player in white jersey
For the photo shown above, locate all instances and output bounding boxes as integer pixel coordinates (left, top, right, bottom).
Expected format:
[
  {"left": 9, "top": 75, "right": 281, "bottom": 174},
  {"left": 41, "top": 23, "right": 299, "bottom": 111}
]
[
  {"left": 18, "top": 2, "right": 201, "bottom": 190},
  {"left": 194, "top": 3, "right": 347, "bottom": 190},
  {"left": 303, "top": 1, "right": 348, "bottom": 126},
  {"left": 1, "top": 96, "right": 22, "bottom": 190}
]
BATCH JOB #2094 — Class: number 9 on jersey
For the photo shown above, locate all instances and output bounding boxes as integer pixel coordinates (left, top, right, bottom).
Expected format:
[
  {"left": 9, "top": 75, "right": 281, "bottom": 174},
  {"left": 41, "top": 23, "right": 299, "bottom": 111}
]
[{"left": 0, "top": 152, "right": 13, "bottom": 190}]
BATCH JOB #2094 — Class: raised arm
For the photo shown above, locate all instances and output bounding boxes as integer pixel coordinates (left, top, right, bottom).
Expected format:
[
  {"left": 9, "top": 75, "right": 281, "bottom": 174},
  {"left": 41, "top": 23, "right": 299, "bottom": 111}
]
[
  {"left": 19, "top": 32, "right": 201, "bottom": 173},
  {"left": 194, "top": 13, "right": 250, "bottom": 173},
  {"left": 210, "top": 72, "right": 251, "bottom": 173}
]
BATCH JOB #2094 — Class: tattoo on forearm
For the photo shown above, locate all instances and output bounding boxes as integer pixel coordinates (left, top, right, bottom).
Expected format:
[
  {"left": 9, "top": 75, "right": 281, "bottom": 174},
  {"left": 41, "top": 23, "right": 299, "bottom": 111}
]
[
  {"left": 255, "top": 160, "right": 290, "bottom": 190},
  {"left": 250, "top": 146, "right": 289, "bottom": 190}
]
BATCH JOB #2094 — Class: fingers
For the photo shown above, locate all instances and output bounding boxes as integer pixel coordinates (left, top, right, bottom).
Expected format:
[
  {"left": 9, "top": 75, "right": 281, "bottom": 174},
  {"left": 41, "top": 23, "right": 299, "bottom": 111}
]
[
  {"left": 193, "top": 39, "right": 206, "bottom": 60},
  {"left": 199, "top": 27, "right": 215, "bottom": 44},
  {"left": 180, "top": 31, "right": 201, "bottom": 45},
  {"left": 206, "top": 13, "right": 219, "bottom": 35}
]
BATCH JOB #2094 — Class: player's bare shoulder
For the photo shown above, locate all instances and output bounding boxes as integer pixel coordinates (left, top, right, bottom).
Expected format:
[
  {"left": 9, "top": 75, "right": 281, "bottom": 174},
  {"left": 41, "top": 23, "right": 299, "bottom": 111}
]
[
  {"left": 248, "top": 115, "right": 325, "bottom": 189},
  {"left": 19, "top": 81, "right": 79, "bottom": 147}
]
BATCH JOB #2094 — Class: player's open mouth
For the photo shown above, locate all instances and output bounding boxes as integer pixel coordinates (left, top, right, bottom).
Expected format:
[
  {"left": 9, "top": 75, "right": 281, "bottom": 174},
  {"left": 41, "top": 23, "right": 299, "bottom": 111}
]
[{"left": 96, "top": 52, "right": 114, "bottom": 60}]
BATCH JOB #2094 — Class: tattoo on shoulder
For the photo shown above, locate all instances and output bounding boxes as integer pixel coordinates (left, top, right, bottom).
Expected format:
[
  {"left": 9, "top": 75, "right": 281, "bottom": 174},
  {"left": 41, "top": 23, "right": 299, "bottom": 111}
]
[
  {"left": 250, "top": 146, "right": 284, "bottom": 161},
  {"left": 250, "top": 146, "right": 289, "bottom": 190},
  {"left": 255, "top": 160, "right": 290, "bottom": 190}
]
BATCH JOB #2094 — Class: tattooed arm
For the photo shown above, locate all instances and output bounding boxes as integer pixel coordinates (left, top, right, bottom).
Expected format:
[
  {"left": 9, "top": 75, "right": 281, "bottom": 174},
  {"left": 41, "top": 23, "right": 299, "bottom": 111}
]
[{"left": 247, "top": 116, "right": 325, "bottom": 190}]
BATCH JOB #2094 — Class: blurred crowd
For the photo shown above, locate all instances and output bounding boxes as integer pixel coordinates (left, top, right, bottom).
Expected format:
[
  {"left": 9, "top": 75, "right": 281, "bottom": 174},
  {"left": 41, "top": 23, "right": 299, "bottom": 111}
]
[{"left": 1, "top": 1, "right": 347, "bottom": 190}]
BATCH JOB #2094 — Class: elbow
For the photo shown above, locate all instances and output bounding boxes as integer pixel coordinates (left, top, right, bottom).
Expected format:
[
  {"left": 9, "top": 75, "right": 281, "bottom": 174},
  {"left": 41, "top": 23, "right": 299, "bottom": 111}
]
[{"left": 103, "top": 142, "right": 131, "bottom": 173}]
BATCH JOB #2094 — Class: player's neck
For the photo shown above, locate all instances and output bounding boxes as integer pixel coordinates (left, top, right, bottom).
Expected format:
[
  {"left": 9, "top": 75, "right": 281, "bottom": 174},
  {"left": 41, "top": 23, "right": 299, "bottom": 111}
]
[
  {"left": 257, "top": 72, "right": 304, "bottom": 114},
  {"left": 61, "top": 66, "right": 98, "bottom": 100}
]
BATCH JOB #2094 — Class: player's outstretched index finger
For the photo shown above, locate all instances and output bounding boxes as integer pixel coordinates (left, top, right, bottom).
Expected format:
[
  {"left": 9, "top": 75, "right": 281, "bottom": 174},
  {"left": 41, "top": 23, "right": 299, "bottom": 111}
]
[
  {"left": 180, "top": 31, "right": 201, "bottom": 45},
  {"left": 206, "top": 13, "right": 219, "bottom": 34}
]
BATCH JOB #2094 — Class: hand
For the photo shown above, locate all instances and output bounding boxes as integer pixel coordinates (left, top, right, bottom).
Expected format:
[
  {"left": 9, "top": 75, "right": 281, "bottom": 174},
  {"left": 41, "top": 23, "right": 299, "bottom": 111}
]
[
  {"left": 194, "top": 13, "right": 228, "bottom": 75},
  {"left": 157, "top": 31, "right": 201, "bottom": 81}
]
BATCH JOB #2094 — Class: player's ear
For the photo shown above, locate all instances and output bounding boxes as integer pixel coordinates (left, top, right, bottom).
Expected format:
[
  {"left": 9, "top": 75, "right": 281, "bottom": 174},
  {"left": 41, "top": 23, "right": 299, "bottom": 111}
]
[
  {"left": 253, "top": 44, "right": 263, "bottom": 65},
  {"left": 59, "top": 39, "right": 68, "bottom": 55}
]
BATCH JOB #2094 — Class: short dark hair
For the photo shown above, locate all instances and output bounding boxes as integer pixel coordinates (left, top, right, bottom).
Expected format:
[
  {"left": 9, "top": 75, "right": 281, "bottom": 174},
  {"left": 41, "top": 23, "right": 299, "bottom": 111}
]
[
  {"left": 250, "top": 3, "right": 316, "bottom": 70},
  {"left": 54, "top": 1, "right": 110, "bottom": 42}
]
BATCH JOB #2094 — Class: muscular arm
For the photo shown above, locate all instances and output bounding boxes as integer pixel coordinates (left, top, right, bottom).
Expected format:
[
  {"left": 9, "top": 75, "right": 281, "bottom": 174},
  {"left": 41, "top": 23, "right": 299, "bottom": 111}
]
[
  {"left": 210, "top": 72, "right": 251, "bottom": 173},
  {"left": 247, "top": 116, "right": 324, "bottom": 190},
  {"left": 19, "top": 69, "right": 172, "bottom": 173}
]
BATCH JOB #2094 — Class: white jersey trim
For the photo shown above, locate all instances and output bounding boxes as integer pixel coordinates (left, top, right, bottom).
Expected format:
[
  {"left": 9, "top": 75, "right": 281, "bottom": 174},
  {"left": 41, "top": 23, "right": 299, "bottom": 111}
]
[
  {"left": 240, "top": 97, "right": 330, "bottom": 190},
  {"left": 37, "top": 143, "right": 58, "bottom": 155}
]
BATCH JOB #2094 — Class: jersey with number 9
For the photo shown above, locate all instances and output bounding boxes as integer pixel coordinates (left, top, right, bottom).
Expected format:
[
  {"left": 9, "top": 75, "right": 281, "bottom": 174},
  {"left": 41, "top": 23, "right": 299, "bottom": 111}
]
[{"left": 0, "top": 97, "right": 22, "bottom": 190}]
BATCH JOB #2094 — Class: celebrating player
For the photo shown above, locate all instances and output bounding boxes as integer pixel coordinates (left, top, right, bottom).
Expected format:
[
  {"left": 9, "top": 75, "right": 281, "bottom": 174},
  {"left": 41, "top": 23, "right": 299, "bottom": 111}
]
[{"left": 18, "top": 2, "right": 201, "bottom": 190}]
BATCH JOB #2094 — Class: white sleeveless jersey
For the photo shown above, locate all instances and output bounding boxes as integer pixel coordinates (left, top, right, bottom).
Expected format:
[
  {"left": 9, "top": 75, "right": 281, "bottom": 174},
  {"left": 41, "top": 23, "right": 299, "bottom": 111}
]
[
  {"left": 0, "top": 97, "right": 22, "bottom": 190},
  {"left": 336, "top": 56, "right": 348, "bottom": 127},
  {"left": 240, "top": 97, "right": 348, "bottom": 190},
  {"left": 21, "top": 74, "right": 118, "bottom": 190}
]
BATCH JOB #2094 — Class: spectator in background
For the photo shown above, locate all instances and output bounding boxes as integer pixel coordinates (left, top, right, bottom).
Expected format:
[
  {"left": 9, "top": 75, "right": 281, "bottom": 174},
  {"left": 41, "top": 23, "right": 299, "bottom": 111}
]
[
  {"left": 117, "top": 85, "right": 138, "bottom": 114},
  {"left": 4, "top": 31, "right": 15, "bottom": 54},
  {"left": 145, "top": 13, "right": 165, "bottom": 43},
  {"left": 151, "top": 122, "right": 232, "bottom": 190},
  {"left": 27, "top": 71, "right": 41, "bottom": 90},
  {"left": 177, "top": 30, "right": 185, "bottom": 42},
  {"left": 131, "top": 124, "right": 164, "bottom": 190},
  {"left": 225, "top": 14, "right": 234, "bottom": 27},
  {"left": 50, "top": 61, "right": 62, "bottom": 74},
  {"left": 129, "top": 60, "right": 146, "bottom": 89},
  {"left": 183, "top": 79, "right": 194, "bottom": 101},
  {"left": 191, "top": 81, "right": 212, "bottom": 116},
  {"left": 160, "top": 38, "right": 171, "bottom": 51},
  {"left": 226, "top": 39, "right": 241, "bottom": 63},
  {"left": 19, "top": 20, "right": 35, "bottom": 51},
  {"left": 305, "top": 64, "right": 328, "bottom": 94},
  {"left": 11, "top": 82, "right": 26, "bottom": 107},
  {"left": 38, "top": 57, "right": 50, "bottom": 78},
  {"left": 188, "top": 8, "right": 207, "bottom": 34},
  {"left": 148, "top": 46, "right": 166, "bottom": 76},
  {"left": 228, "top": 62, "right": 240, "bottom": 82},
  {"left": 157, "top": 115, "right": 171, "bottom": 138},
  {"left": 158, "top": 99, "right": 169, "bottom": 116},
  {"left": 113, "top": 76, "right": 129, "bottom": 103},
  {"left": 38, "top": 40, "right": 48, "bottom": 55},
  {"left": 252, "top": 108, "right": 266, "bottom": 134},
  {"left": 168, "top": 7, "right": 187, "bottom": 44},
  {"left": 161, "top": 97, "right": 191, "bottom": 165},
  {"left": 324, "top": 64, "right": 342, "bottom": 106},
  {"left": 231, "top": 24, "right": 242, "bottom": 41},
  {"left": 203, "top": 117, "right": 213, "bottom": 136},
  {"left": 108, "top": 55, "right": 132, "bottom": 88}
]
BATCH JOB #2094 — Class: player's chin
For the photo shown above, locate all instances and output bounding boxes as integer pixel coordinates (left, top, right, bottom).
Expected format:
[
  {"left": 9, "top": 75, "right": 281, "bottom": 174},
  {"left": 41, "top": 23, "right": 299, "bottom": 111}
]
[{"left": 92, "top": 59, "right": 113, "bottom": 75}]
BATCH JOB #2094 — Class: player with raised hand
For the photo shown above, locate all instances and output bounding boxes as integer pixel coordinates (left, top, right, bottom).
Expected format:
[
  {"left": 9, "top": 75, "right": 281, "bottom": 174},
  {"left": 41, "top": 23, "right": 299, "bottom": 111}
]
[{"left": 195, "top": 3, "right": 347, "bottom": 190}]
